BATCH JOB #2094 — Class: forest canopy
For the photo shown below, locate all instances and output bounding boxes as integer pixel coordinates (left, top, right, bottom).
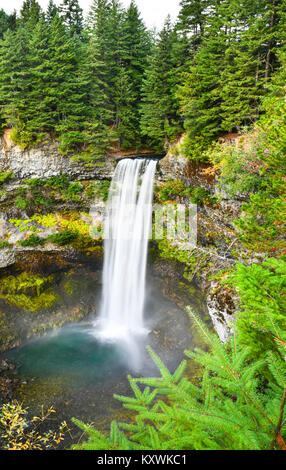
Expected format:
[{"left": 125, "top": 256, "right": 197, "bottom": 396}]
[{"left": 0, "top": 0, "right": 285, "bottom": 161}]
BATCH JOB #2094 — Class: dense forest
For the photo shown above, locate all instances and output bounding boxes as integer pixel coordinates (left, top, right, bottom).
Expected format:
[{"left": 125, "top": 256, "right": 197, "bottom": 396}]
[
  {"left": 0, "top": 0, "right": 285, "bottom": 159},
  {"left": 0, "top": 0, "right": 285, "bottom": 452}
]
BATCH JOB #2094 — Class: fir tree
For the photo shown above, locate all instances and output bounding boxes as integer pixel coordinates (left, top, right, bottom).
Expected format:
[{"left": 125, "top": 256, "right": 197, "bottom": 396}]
[
  {"left": 179, "top": 0, "right": 286, "bottom": 151},
  {"left": 87, "top": 0, "right": 144, "bottom": 150},
  {"left": 0, "top": 27, "right": 31, "bottom": 139},
  {"left": 45, "top": 0, "right": 58, "bottom": 25},
  {"left": 178, "top": 20, "right": 227, "bottom": 147},
  {"left": 48, "top": 14, "right": 89, "bottom": 153},
  {"left": 23, "top": 19, "right": 57, "bottom": 136},
  {"left": 113, "top": 66, "right": 138, "bottom": 148},
  {"left": 0, "top": 9, "right": 16, "bottom": 39},
  {"left": 116, "top": 0, "right": 151, "bottom": 147},
  {"left": 80, "top": 33, "right": 113, "bottom": 160},
  {"left": 19, "top": 0, "right": 43, "bottom": 28},
  {"left": 58, "top": 0, "right": 84, "bottom": 37},
  {"left": 82, "top": 0, "right": 116, "bottom": 158},
  {"left": 72, "top": 310, "right": 286, "bottom": 450},
  {"left": 269, "top": 48, "right": 286, "bottom": 97},
  {"left": 176, "top": 0, "right": 210, "bottom": 51},
  {"left": 121, "top": 1, "right": 151, "bottom": 98},
  {"left": 140, "top": 17, "right": 183, "bottom": 150},
  {"left": 219, "top": 0, "right": 285, "bottom": 132}
]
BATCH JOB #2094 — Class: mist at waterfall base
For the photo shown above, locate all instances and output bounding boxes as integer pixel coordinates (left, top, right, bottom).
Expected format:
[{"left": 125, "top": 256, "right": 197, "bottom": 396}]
[
  {"left": 6, "top": 157, "right": 194, "bottom": 385},
  {"left": 1, "top": 157, "right": 206, "bottom": 439},
  {"left": 92, "top": 158, "right": 158, "bottom": 371},
  {"left": 5, "top": 273, "right": 196, "bottom": 441},
  {"left": 7, "top": 281, "right": 191, "bottom": 384}
]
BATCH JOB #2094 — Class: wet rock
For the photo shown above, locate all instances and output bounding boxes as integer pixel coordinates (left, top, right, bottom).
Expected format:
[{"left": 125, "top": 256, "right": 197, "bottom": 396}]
[
  {"left": 0, "top": 137, "right": 115, "bottom": 181},
  {"left": 207, "top": 281, "right": 238, "bottom": 342},
  {"left": 0, "top": 359, "right": 15, "bottom": 372},
  {"left": 0, "top": 248, "right": 16, "bottom": 268},
  {"left": 157, "top": 152, "right": 214, "bottom": 190}
]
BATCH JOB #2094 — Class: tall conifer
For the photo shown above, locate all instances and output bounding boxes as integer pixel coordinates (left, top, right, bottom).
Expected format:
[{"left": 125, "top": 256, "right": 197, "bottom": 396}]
[
  {"left": 59, "top": 0, "right": 84, "bottom": 37},
  {"left": 140, "top": 17, "right": 183, "bottom": 149}
]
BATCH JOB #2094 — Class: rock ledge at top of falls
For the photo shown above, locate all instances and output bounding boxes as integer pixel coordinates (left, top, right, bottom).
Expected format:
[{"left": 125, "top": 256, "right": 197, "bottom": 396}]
[
  {"left": 0, "top": 130, "right": 215, "bottom": 189},
  {"left": 0, "top": 130, "right": 115, "bottom": 181}
]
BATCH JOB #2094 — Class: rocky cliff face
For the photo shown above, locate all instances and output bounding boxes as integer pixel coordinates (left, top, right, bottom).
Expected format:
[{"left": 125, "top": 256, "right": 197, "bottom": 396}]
[
  {"left": 0, "top": 136, "right": 238, "bottom": 341},
  {"left": 158, "top": 152, "right": 215, "bottom": 190},
  {"left": 157, "top": 151, "right": 239, "bottom": 341},
  {"left": 0, "top": 130, "right": 115, "bottom": 181}
]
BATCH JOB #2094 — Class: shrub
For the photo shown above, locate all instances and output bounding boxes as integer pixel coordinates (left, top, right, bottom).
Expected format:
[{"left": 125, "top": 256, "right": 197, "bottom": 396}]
[
  {"left": 177, "top": 134, "right": 211, "bottom": 163},
  {"left": 86, "top": 181, "right": 110, "bottom": 201},
  {"left": 156, "top": 179, "right": 216, "bottom": 206},
  {"left": 188, "top": 187, "right": 216, "bottom": 206},
  {"left": 155, "top": 179, "right": 191, "bottom": 203},
  {"left": 19, "top": 234, "right": 45, "bottom": 247},
  {"left": 0, "top": 401, "right": 68, "bottom": 450},
  {"left": 25, "top": 175, "right": 69, "bottom": 190},
  {"left": 10, "top": 126, "right": 47, "bottom": 150},
  {"left": 48, "top": 230, "right": 78, "bottom": 246},
  {"left": 63, "top": 182, "right": 83, "bottom": 201},
  {"left": 0, "top": 170, "right": 14, "bottom": 185},
  {"left": 228, "top": 258, "right": 286, "bottom": 360},
  {"left": 15, "top": 196, "right": 28, "bottom": 210},
  {"left": 0, "top": 240, "right": 10, "bottom": 249}
]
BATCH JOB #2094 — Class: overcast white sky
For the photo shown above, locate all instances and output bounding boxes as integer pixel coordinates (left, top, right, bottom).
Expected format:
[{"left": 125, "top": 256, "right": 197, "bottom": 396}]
[{"left": 0, "top": 0, "right": 181, "bottom": 29}]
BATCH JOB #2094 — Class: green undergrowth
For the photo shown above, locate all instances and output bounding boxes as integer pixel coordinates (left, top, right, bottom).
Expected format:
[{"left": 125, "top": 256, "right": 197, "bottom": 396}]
[
  {"left": 0, "top": 271, "right": 57, "bottom": 312},
  {"left": 155, "top": 179, "right": 217, "bottom": 206},
  {"left": 72, "top": 310, "right": 286, "bottom": 450}
]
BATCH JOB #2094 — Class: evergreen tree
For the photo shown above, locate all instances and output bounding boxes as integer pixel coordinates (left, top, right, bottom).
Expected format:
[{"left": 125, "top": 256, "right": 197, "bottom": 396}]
[
  {"left": 270, "top": 49, "right": 286, "bottom": 97},
  {"left": 231, "top": 258, "right": 286, "bottom": 361},
  {"left": 113, "top": 66, "right": 138, "bottom": 148},
  {"left": 121, "top": 1, "right": 151, "bottom": 98},
  {"left": 219, "top": 0, "right": 285, "bottom": 132},
  {"left": 106, "top": 0, "right": 125, "bottom": 125},
  {"left": 178, "top": 13, "right": 227, "bottom": 150},
  {"left": 0, "top": 12, "right": 90, "bottom": 152},
  {"left": 59, "top": 0, "right": 84, "bottom": 37},
  {"left": 80, "top": 33, "right": 113, "bottom": 160},
  {"left": 87, "top": 0, "right": 144, "bottom": 150},
  {"left": 115, "top": 0, "right": 151, "bottom": 147},
  {"left": 176, "top": 0, "right": 210, "bottom": 51},
  {"left": 23, "top": 19, "right": 57, "bottom": 136},
  {"left": 19, "top": 0, "right": 43, "bottom": 28},
  {"left": 0, "top": 27, "right": 31, "bottom": 139},
  {"left": 0, "top": 9, "right": 17, "bottom": 39},
  {"left": 140, "top": 17, "right": 183, "bottom": 150},
  {"left": 46, "top": 0, "right": 58, "bottom": 25},
  {"left": 48, "top": 15, "right": 89, "bottom": 153},
  {"left": 72, "top": 311, "right": 286, "bottom": 450},
  {"left": 179, "top": 0, "right": 286, "bottom": 155},
  {"left": 0, "top": 10, "right": 8, "bottom": 39},
  {"left": 83, "top": 0, "right": 115, "bottom": 158}
]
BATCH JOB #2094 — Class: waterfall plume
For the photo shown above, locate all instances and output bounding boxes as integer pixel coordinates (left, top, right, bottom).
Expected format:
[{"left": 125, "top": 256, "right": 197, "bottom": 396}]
[{"left": 97, "top": 158, "right": 157, "bottom": 341}]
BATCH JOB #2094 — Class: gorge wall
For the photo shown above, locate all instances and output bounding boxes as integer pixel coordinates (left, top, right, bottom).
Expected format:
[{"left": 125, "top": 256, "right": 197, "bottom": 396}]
[{"left": 0, "top": 134, "right": 239, "bottom": 343}]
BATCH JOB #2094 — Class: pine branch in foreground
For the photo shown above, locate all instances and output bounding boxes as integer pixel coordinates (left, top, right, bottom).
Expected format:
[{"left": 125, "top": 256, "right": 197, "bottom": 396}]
[{"left": 72, "top": 309, "right": 286, "bottom": 450}]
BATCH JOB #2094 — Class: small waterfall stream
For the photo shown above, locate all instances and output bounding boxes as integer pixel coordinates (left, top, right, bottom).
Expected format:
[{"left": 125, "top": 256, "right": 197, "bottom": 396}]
[{"left": 97, "top": 158, "right": 157, "bottom": 340}]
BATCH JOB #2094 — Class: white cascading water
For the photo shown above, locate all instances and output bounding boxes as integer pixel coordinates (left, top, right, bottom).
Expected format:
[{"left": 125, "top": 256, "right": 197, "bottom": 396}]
[{"left": 97, "top": 158, "right": 157, "bottom": 341}]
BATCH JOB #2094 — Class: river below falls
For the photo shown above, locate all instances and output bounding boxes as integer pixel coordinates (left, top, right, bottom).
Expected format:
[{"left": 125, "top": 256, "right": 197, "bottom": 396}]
[{"left": 0, "top": 261, "right": 208, "bottom": 449}]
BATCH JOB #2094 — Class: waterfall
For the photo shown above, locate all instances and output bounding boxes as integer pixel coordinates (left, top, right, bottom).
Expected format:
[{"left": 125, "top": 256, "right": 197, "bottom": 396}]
[{"left": 97, "top": 158, "right": 157, "bottom": 341}]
